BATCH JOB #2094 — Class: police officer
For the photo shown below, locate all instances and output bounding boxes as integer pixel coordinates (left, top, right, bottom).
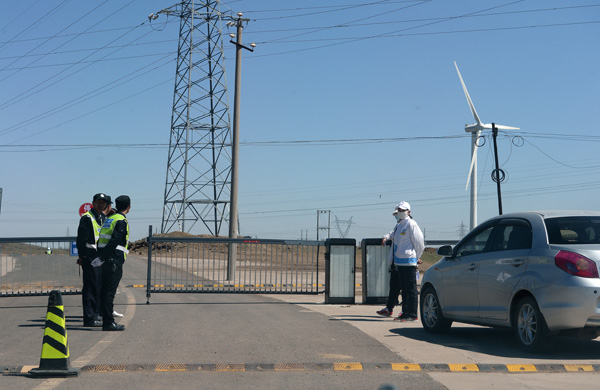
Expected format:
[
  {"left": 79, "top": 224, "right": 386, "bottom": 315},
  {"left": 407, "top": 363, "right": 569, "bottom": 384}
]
[
  {"left": 98, "top": 195, "right": 131, "bottom": 331},
  {"left": 76, "top": 193, "right": 111, "bottom": 327}
]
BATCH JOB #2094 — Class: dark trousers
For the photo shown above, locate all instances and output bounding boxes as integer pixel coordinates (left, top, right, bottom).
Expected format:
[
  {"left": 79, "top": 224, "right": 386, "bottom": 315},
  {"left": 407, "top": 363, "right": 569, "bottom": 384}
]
[
  {"left": 386, "top": 266, "right": 402, "bottom": 311},
  {"left": 398, "top": 266, "right": 418, "bottom": 318},
  {"left": 81, "top": 259, "right": 102, "bottom": 323},
  {"left": 100, "top": 260, "right": 123, "bottom": 325}
]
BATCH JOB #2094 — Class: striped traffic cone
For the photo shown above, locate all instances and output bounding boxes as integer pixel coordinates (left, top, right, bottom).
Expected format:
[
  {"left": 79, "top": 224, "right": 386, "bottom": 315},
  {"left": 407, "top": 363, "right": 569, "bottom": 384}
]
[{"left": 29, "top": 290, "right": 80, "bottom": 377}]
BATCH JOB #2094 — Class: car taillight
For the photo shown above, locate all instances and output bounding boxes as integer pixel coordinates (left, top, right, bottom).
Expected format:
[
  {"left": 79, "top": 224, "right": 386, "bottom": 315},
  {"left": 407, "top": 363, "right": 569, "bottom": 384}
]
[{"left": 555, "top": 250, "right": 599, "bottom": 278}]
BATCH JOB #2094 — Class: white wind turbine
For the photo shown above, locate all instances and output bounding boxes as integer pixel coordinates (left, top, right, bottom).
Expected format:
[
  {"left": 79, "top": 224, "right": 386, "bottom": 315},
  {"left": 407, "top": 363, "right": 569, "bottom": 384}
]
[{"left": 454, "top": 61, "right": 519, "bottom": 231}]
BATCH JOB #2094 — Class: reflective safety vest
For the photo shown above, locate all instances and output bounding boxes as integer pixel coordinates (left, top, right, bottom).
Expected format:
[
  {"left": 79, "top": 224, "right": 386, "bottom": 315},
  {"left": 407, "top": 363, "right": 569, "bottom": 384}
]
[
  {"left": 82, "top": 211, "right": 101, "bottom": 250},
  {"left": 98, "top": 213, "right": 129, "bottom": 259}
]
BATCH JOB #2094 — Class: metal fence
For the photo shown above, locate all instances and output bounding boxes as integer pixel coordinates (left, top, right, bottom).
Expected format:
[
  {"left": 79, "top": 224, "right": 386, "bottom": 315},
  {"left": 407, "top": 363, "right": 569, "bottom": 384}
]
[
  {"left": 1, "top": 232, "right": 458, "bottom": 299},
  {"left": 144, "top": 231, "right": 324, "bottom": 302},
  {"left": 0, "top": 237, "right": 81, "bottom": 296}
]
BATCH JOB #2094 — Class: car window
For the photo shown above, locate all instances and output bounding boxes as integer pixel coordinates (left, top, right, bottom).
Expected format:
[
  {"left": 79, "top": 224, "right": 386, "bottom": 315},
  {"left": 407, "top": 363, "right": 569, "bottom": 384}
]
[
  {"left": 455, "top": 225, "right": 495, "bottom": 257},
  {"left": 489, "top": 221, "right": 532, "bottom": 251},
  {"left": 545, "top": 217, "right": 600, "bottom": 244}
]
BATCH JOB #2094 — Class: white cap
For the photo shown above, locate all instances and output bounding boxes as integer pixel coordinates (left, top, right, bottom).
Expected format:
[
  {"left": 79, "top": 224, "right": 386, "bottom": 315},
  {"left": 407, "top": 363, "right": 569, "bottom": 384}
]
[{"left": 392, "top": 201, "right": 411, "bottom": 214}]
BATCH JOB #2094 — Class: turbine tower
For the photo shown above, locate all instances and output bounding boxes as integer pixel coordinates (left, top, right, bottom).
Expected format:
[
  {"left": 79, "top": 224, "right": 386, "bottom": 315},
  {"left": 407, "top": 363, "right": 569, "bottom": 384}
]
[
  {"left": 158, "top": 1, "right": 233, "bottom": 236},
  {"left": 454, "top": 62, "right": 519, "bottom": 231}
]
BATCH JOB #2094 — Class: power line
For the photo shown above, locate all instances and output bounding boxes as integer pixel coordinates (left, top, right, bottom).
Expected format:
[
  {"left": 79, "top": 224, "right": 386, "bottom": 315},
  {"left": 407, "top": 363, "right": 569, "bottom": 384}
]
[
  {"left": 0, "top": 40, "right": 176, "bottom": 62},
  {"left": 0, "top": 0, "right": 113, "bottom": 81},
  {"left": 0, "top": 0, "right": 69, "bottom": 53},
  {"left": 247, "top": 0, "right": 413, "bottom": 21},
  {"left": 0, "top": 22, "right": 179, "bottom": 46},
  {"left": 243, "top": 5, "right": 600, "bottom": 35},
  {"left": 253, "top": 0, "right": 431, "bottom": 45},
  {"left": 253, "top": 0, "right": 521, "bottom": 46},
  {"left": 256, "top": 20, "right": 600, "bottom": 45},
  {"left": 0, "top": 52, "right": 175, "bottom": 71},
  {"left": 0, "top": 53, "right": 175, "bottom": 138},
  {"left": 3, "top": 131, "right": 600, "bottom": 150},
  {"left": 0, "top": 2, "right": 154, "bottom": 112},
  {"left": 235, "top": 1, "right": 424, "bottom": 15},
  {"left": 6, "top": 77, "right": 173, "bottom": 144},
  {"left": 240, "top": 0, "right": 599, "bottom": 58},
  {"left": 248, "top": 17, "right": 599, "bottom": 58}
]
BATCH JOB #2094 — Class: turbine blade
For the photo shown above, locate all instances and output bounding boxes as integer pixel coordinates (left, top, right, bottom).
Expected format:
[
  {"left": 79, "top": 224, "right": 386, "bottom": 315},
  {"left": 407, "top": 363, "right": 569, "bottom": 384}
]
[
  {"left": 454, "top": 61, "right": 482, "bottom": 126},
  {"left": 494, "top": 124, "right": 520, "bottom": 130},
  {"left": 466, "top": 144, "right": 477, "bottom": 191}
]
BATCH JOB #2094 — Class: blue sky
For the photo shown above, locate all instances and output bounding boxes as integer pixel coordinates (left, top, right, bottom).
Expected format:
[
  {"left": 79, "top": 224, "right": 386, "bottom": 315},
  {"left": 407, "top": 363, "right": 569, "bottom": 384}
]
[{"left": 0, "top": 0, "right": 599, "bottom": 242}]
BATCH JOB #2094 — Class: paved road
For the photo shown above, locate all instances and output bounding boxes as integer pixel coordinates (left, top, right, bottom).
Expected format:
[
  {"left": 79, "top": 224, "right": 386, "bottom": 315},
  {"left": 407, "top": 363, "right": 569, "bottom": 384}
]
[{"left": 1, "top": 255, "right": 600, "bottom": 389}]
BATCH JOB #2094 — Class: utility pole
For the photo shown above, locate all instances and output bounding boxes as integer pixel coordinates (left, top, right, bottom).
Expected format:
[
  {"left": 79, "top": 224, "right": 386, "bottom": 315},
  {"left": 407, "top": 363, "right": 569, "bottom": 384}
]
[
  {"left": 316, "top": 210, "right": 331, "bottom": 241},
  {"left": 227, "top": 13, "right": 254, "bottom": 280},
  {"left": 491, "top": 123, "right": 505, "bottom": 215}
]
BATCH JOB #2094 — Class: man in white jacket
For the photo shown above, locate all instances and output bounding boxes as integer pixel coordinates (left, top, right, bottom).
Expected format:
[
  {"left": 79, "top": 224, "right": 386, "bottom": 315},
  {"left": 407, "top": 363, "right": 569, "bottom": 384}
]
[{"left": 377, "top": 201, "right": 424, "bottom": 321}]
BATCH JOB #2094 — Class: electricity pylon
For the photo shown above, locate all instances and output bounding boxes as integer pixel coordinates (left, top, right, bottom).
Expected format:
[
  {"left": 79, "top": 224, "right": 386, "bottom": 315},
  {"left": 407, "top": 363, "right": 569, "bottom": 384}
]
[
  {"left": 334, "top": 216, "right": 354, "bottom": 238},
  {"left": 155, "top": 0, "right": 234, "bottom": 235}
]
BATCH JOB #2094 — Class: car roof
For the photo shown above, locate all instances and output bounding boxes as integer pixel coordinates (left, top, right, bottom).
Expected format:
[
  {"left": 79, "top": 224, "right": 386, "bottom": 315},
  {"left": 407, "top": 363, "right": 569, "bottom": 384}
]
[{"left": 483, "top": 210, "right": 600, "bottom": 222}]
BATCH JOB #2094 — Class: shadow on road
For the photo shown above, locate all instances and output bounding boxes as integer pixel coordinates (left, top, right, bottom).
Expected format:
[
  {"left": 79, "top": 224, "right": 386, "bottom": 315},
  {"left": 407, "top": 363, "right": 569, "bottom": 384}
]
[
  {"left": 389, "top": 326, "right": 600, "bottom": 360},
  {"left": 328, "top": 315, "right": 392, "bottom": 323}
]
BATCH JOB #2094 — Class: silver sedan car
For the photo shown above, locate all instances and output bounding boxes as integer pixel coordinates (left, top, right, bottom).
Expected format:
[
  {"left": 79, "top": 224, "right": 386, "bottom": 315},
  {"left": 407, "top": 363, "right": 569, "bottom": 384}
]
[{"left": 420, "top": 211, "right": 600, "bottom": 352}]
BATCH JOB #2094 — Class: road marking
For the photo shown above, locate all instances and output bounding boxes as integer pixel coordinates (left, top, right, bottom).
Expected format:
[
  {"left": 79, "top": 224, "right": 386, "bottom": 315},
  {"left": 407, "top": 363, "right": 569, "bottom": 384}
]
[{"left": 6, "top": 362, "right": 600, "bottom": 375}]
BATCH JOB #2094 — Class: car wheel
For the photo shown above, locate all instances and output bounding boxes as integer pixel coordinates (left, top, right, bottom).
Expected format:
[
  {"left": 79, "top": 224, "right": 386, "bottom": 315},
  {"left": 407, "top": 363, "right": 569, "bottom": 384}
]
[
  {"left": 420, "top": 287, "right": 452, "bottom": 333},
  {"left": 514, "top": 296, "right": 552, "bottom": 353}
]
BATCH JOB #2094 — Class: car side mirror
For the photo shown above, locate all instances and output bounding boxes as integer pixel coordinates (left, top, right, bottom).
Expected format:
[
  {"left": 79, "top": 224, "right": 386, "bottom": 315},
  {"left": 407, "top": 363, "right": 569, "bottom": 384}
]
[{"left": 437, "top": 245, "right": 453, "bottom": 257}]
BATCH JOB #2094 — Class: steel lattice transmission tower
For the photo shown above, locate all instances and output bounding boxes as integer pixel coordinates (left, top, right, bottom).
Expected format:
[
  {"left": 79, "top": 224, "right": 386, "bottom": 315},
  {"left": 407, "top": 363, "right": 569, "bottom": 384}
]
[
  {"left": 334, "top": 216, "right": 354, "bottom": 239},
  {"left": 157, "top": 0, "right": 233, "bottom": 236}
]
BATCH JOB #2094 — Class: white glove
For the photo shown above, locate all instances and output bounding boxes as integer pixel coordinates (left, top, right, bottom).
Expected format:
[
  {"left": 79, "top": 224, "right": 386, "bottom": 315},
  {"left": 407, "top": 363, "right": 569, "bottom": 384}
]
[{"left": 91, "top": 258, "right": 104, "bottom": 267}]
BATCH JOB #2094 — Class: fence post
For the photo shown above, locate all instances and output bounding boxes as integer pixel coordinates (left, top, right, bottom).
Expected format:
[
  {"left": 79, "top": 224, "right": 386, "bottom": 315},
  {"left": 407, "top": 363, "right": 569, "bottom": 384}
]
[{"left": 146, "top": 225, "right": 152, "bottom": 304}]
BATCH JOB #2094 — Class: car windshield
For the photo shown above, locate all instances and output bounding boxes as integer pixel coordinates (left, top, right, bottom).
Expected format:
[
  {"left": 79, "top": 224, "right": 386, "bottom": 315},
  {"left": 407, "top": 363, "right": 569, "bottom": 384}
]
[{"left": 545, "top": 216, "right": 600, "bottom": 244}]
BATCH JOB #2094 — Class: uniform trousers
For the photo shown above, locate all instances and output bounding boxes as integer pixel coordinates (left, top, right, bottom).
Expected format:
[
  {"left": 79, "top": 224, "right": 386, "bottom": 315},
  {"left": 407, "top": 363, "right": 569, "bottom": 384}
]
[
  {"left": 100, "top": 259, "right": 123, "bottom": 325},
  {"left": 81, "top": 258, "right": 102, "bottom": 323}
]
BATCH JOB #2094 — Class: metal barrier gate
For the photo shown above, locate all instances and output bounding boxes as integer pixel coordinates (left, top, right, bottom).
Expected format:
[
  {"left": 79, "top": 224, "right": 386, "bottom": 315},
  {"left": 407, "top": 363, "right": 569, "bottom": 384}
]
[
  {"left": 0, "top": 237, "right": 81, "bottom": 296},
  {"left": 0, "top": 233, "right": 325, "bottom": 299},
  {"left": 145, "top": 231, "right": 323, "bottom": 301}
]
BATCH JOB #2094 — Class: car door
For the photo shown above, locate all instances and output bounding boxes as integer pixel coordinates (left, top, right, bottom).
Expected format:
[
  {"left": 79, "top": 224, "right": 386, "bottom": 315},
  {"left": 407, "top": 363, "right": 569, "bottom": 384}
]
[
  {"left": 477, "top": 219, "right": 532, "bottom": 321},
  {"left": 441, "top": 222, "right": 495, "bottom": 318}
]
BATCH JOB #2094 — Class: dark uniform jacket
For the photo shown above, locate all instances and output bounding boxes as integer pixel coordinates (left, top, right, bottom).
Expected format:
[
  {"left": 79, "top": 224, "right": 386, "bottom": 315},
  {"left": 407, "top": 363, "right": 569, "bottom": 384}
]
[{"left": 76, "top": 209, "right": 105, "bottom": 260}]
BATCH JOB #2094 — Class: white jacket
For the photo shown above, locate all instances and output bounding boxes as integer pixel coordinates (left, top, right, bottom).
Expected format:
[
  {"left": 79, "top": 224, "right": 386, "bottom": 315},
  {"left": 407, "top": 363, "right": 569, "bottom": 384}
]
[{"left": 384, "top": 218, "right": 424, "bottom": 266}]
